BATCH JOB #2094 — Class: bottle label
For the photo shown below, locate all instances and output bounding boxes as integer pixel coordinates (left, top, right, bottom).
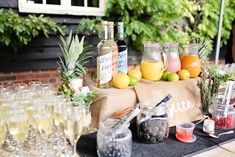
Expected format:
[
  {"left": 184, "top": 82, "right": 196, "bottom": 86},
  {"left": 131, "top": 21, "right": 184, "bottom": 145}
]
[
  {"left": 112, "top": 47, "right": 118, "bottom": 77},
  {"left": 97, "top": 53, "right": 112, "bottom": 85},
  {"left": 118, "top": 49, "right": 128, "bottom": 74}
]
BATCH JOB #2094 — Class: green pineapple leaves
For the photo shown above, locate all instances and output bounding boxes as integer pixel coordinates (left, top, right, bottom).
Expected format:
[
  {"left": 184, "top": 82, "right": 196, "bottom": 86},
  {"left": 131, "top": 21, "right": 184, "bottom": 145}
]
[{"left": 58, "top": 31, "right": 90, "bottom": 83}]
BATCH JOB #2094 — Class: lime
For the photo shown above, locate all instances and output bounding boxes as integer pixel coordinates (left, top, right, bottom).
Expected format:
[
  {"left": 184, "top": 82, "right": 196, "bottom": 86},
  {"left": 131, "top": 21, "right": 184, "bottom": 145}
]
[
  {"left": 162, "top": 71, "right": 171, "bottom": 81},
  {"left": 129, "top": 76, "right": 138, "bottom": 86},
  {"left": 128, "top": 68, "right": 142, "bottom": 81},
  {"left": 167, "top": 73, "right": 179, "bottom": 82}
]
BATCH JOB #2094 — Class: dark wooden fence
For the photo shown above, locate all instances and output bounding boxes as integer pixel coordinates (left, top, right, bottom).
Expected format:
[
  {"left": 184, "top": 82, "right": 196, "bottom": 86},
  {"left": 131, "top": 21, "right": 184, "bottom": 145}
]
[{"left": 0, "top": 0, "right": 101, "bottom": 72}]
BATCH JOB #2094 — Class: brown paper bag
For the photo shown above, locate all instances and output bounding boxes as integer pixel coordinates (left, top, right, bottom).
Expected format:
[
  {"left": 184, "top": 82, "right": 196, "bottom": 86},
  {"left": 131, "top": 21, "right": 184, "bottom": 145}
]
[
  {"left": 134, "top": 78, "right": 203, "bottom": 126},
  {"left": 83, "top": 75, "right": 137, "bottom": 128}
]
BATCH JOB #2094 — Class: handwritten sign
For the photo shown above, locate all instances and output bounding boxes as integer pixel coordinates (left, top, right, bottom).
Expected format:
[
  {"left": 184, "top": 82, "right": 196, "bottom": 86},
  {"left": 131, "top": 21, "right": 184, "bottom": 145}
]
[{"left": 134, "top": 78, "right": 203, "bottom": 126}]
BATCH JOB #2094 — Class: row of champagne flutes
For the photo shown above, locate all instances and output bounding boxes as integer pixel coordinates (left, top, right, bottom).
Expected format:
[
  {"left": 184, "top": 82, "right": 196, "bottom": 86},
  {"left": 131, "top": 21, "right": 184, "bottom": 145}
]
[{"left": 0, "top": 82, "right": 91, "bottom": 156}]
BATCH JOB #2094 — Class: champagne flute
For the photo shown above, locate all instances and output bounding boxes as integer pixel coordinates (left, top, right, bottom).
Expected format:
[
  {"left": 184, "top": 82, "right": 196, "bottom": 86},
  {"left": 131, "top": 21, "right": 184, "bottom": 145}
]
[
  {"left": 34, "top": 107, "right": 53, "bottom": 136},
  {"left": 8, "top": 110, "right": 29, "bottom": 143},
  {"left": 64, "top": 103, "right": 85, "bottom": 156},
  {"left": 82, "top": 102, "right": 93, "bottom": 134},
  {"left": 54, "top": 99, "right": 66, "bottom": 131},
  {"left": 0, "top": 119, "right": 6, "bottom": 145}
]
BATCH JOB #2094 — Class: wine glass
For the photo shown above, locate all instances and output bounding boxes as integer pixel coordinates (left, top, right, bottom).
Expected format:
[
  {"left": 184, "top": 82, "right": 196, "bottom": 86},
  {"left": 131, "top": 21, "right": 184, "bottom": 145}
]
[{"left": 64, "top": 103, "right": 85, "bottom": 156}]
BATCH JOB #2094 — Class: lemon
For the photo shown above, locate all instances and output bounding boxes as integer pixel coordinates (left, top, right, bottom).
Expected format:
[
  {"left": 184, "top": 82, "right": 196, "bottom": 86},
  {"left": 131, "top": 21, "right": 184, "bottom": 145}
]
[
  {"left": 162, "top": 71, "right": 171, "bottom": 81},
  {"left": 128, "top": 68, "right": 142, "bottom": 81},
  {"left": 178, "top": 69, "right": 190, "bottom": 80},
  {"left": 129, "top": 76, "right": 138, "bottom": 86},
  {"left": 112, "top": 73, "right": 130, "bottom": 89},
  {"left": 167, "top": 73, "right": 179, "bottom": 82}
]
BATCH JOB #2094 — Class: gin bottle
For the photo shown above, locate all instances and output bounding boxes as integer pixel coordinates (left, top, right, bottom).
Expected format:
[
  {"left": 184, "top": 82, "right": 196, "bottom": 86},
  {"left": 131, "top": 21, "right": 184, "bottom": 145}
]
[
  {"left": 108, "top": 21, "right": 118, "bottom": 77},
  {"left": 97, "top": 21, "right": 112, "bottom": 88}
]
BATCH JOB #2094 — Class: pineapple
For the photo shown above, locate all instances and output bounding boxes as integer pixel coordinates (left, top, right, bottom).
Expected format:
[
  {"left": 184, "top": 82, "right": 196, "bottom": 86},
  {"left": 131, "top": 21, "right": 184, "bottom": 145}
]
[{"left": 58, "top": 31, "right": 91, "bottom": 95}]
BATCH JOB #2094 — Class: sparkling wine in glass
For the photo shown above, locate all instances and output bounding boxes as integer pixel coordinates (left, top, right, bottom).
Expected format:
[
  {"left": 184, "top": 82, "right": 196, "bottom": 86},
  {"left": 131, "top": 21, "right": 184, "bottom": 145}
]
[
  {"left": 64, "top": 104, "right": 85, "bottom": 156},
  {"left": 34, "top": 112, "right": 53, "bottom": 136},
  {"left": 9, "top": 112, "right": 29, "bottom": 143},
  {"left": 0, "top": 120, "right": 6, "bottom": 145}
]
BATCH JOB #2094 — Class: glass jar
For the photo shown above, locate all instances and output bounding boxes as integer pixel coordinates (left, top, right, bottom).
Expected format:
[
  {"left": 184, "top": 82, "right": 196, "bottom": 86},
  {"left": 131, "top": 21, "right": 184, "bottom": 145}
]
[
  {"left": 140, "top": 42, "right": 167, "bottom": 81},
  {"left": 163, "top": 42, "right": 181, "bottom": 73},
  {"left": 137, "top": 103, "right": 169, "bottom": 143},
  {"left": 97, "top": 118, "right": 132, "bottom": 157},
  {"left": 181, "top": 44, "right": 201, "bottom": 78},
  {"left": 210, "top": 97, "right": 235, "bottom": 129}
]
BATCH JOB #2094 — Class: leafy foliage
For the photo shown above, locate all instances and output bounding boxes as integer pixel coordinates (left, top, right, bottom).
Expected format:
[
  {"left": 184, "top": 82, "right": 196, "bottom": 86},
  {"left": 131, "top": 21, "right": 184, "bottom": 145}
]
[
  {"left": 189, "top": 0, "right": 235, "bottom": 48},
  {"left": 71, "top": 89, "right": 98, "bottom": 105},
  {"left": 76, "top": 0, "right": 234, "bottom": 51},
  {"left": 197, "top": 64, "right": 220, "bottom": 113},
  {"left": 0, "top": 9, "right": 64, "bottom": 52},
  {"left": 76, "top": 17, "right": 102, "bottom": 37},
  {"left": 105, "top": 0, "right": 193, "bottom": 51}
]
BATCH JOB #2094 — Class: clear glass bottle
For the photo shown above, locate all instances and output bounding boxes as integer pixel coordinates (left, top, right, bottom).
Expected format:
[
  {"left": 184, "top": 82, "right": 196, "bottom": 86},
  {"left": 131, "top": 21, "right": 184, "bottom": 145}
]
[
  {"left": 117, "top": 22, "right": 128, "bottom": 74},
  {"left": 137, "top": 103, "right": 169, "bottom": 143},
  {"left": 108, "top": 21, "right": 118, "bottom": 77},
  {"left": 97, "top": 21, "right": 112, "bottom": 88},
  {"left": 181, "top": 44, "right": 201, "bottom": 78},
  {"left": 140, "top": 42, "right": 167, "bottom": 81},
  {"left": 163, "top": 42, "right": 181, "bottom": 73},
  {"left": 97, "top": 118, "right": 132, "bottom": 157}
]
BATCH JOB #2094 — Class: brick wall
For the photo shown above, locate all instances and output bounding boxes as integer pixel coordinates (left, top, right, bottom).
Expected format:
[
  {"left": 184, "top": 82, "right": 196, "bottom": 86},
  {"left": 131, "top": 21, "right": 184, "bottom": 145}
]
[
  {"left": 0, "top": 59, "right": 226, "bottom": 90},
  {"left": 0, "top": 69, "right": 62, "bottom": 90}
]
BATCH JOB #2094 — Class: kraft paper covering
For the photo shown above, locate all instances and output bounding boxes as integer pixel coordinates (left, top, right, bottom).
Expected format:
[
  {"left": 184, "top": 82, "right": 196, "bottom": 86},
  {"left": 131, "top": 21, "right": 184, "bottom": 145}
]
[
  {"left": 83, "top": 75, "right": 138, "bottom": 128},
  {"left": 134, "top": 78, "right": 203, "bottom": 126}
]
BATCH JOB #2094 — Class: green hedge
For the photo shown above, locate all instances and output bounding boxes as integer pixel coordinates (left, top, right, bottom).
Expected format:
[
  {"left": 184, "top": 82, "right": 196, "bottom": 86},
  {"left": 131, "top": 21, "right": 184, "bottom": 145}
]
[
  {"left": 0, "top": 9, "right": 64, "bottom": 52},
  {"left": 77, "top": 0, "right": 235, "bottom": 52}
]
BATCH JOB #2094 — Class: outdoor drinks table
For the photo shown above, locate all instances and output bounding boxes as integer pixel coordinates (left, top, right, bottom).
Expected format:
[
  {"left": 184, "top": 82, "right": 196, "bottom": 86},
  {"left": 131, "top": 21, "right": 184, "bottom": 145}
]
[
  {"left": 84, "top": 75, "right": 202, "bottom": 128},
  {"left": 76, "top": 122, "right": 235, "bottom": 157}
]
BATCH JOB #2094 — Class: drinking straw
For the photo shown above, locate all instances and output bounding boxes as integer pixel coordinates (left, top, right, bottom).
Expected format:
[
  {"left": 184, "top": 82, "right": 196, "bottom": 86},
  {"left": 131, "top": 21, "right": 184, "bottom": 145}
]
[
  {"left": 215, "top": 0, "right": 224, "bottom": 64},
  {"left": 140, "top": 94, "right": 172, "bottom": 123},
  {"left": 222, "top": 82, "right": 229, "bottom": 104},
  {"left": 224, "top": 81, "right": 234, "bottom": 117},
  {"left": 195, "top": 115, "right": 209, "bottom": 126}
]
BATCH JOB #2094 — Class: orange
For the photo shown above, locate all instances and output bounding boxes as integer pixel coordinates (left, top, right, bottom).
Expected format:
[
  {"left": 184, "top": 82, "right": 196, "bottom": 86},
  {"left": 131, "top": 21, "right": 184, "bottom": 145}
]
[
  {"left": 181, "top": 54, "right": 201, "bottom": 78},
  {"left": 178, "top": 69, "right": 190, "bottom": 80},
  {"left": 128, "top": 68, "right": 142, "bottom": 81},
  {"left": 112, "top": 73, "right": 129, "bottom": 89}
]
